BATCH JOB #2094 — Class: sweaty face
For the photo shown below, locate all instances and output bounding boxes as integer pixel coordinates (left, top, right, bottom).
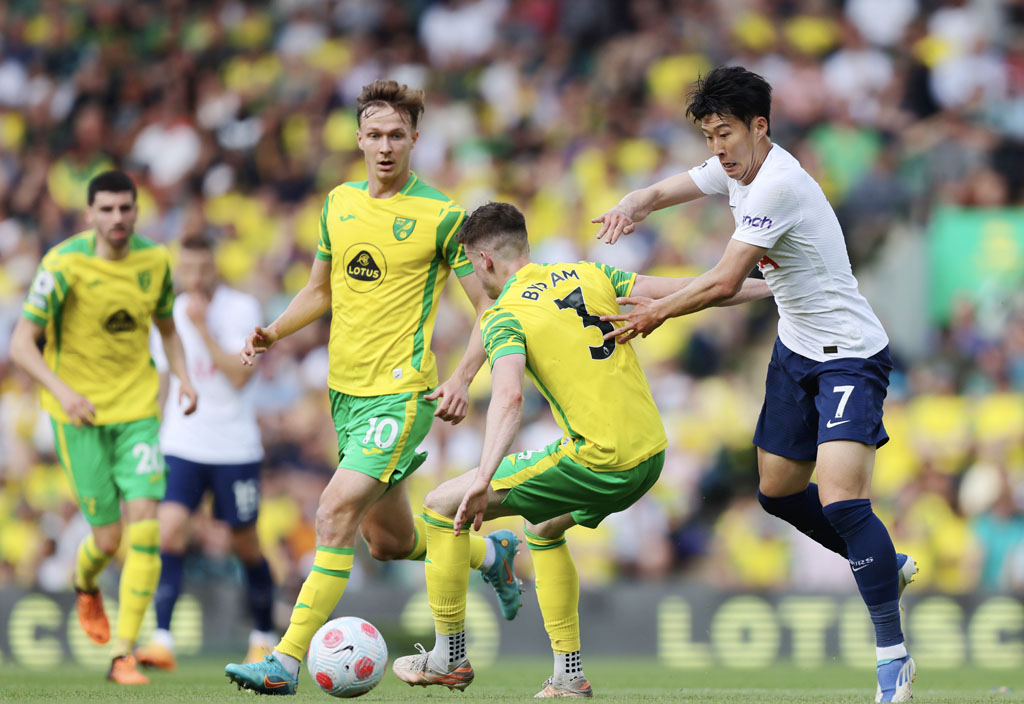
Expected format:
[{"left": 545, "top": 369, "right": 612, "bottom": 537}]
[
  {"left": 176, "top": 247, "right": 217, "bottom": 294},
  {"left": 356, "top": 106, "right": 418, "bottom": 188},
  {"left": 700, "top": 113, "right": 767, "bottom": 185},
  {"left": 87, "top": 191, "right": 137, "bottom": 250}
]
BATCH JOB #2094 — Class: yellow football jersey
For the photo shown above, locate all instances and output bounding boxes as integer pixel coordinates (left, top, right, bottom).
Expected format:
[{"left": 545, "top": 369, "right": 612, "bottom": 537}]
[
  {"left": 22, "top": 231, "right": 174, "bottom": 425},
  {"left": 481, "top": 261, "right": 668, "bottom": 470},
  {"left": 316, "top": 173, "right": 471, "bottom": 396}
]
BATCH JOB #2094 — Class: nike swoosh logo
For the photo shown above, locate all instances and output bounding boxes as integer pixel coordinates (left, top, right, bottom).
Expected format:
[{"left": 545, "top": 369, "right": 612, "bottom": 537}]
[
  {"left": 851, "top": 563, "right": 871, "bottom": 572},
  {"left": 339, "top": 214, "right": 355, "bottom": 222},
  {"left": 826, "top": 419, "right": 851, "bottom": 428},
  {"left": 87, "top": 280, "right": 102, "bottom": 287},
  {"left": 263, "top": 676, "right": 290, "bottom": 689},
  {"left": 504, "top": 562, "right": 515, "bottom": 584},
  {"left": 362, "top": 447, "right": 384, "bottom": 455}
]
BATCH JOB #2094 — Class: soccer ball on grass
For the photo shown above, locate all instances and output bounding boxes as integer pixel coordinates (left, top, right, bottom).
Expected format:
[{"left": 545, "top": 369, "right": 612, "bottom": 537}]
[{"left": 307, "top": 616, "right": 388, "bottom": 698}]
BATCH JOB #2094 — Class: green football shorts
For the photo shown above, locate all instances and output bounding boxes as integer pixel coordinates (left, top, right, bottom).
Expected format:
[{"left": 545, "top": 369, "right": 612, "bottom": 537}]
[
  {"left": 491, "top": 438, "right": 665, "bottom": 528},
  {"left": 329, "top": 388, "right": 436, "bottom": 486},
  {"left": 51, "top": 416, "right": 166, "bottom": 526}
]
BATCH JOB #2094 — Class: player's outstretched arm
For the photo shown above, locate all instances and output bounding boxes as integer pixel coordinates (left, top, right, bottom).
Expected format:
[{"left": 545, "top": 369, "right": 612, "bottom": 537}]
[
  {"left": 428, "top": 271, "right": 493, "bottom": 425},
  {"left": 454, "top": 353, "right": 526, "bottom": 535},
  {"left": 9, "top": 316, "right": 96, "bottom": 426},
  {"left": 592, "top": 171, "right": 706, "bottom": 244},
  {"left": 155, "top": 315, "right": 198, "bottom": 415},
  {"left": 241, "top": 257, "right": 331, "bottom": 366},
  {"left": 602, "top": 239, "right": 767, "bottom": 342},
  {"left": 630, "top": 273, "right": 773, "bottom": 306}
]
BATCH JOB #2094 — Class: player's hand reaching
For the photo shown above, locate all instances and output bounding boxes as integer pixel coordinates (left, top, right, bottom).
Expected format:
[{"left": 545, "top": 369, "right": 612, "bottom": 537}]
[
  {"left": 454, "top": 477, "right": 490, "bottom": 536},
  {"left": 601, "top": 295, "right": 667, "bottom": 343},
  {"left": 592, "top": 205, "right": 637, "bottom": 245},
  {"left": 56, "top": 386, "right": 96, "bottom": 426},
  {"left": 240, "top": 325, "right": 278, "bottom": 366},
  {"left": 178, "top": 379, "right": 198, "bottom": 415},
  {"left": 427, "top": 376, "right": 470, "bottom": 425}
]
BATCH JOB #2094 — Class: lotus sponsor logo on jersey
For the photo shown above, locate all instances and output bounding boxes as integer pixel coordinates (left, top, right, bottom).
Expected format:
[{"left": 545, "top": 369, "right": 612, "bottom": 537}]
[
  {"left": 105, "top": 309, "right": 138, "bottom": 333},
  {"left": 343, "top": 243, "right": 387, "bottom": 293},
  {"left": 392, "top": 217, "right": 416, "bottom": 241},
  {"left": 741, "top": 214, "right": 773, "bottom": 229}
]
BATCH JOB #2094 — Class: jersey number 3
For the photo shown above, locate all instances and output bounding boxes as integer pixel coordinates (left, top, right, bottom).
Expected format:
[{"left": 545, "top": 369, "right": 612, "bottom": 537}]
[{"left": 553, "top": 287, "right": 615, "bottom": 360}]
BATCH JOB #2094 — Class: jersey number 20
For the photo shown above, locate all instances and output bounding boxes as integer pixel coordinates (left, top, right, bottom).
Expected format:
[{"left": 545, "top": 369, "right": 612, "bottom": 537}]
[{"left": 553, "top": 287, "right": 615, "bottom": 360}]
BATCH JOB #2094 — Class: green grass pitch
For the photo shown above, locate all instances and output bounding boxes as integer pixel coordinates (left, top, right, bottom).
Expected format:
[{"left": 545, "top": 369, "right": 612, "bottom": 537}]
[{"left": 2, "top": 658, "right": 1022, "bottom": 703}]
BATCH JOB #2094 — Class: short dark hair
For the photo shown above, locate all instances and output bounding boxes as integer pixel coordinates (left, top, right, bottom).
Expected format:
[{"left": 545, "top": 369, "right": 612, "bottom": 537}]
[
  {"left": 180, "top": 234, "right": 215, "bottom": 252},
  {"left": 357, "top": 80, "right": 425, "bottom": 131},
  {"left": 686, "top": 66, "right": 772, "bottom": 137},
  {"left": 456, "top": 202, "right": 529, "bottom": 255},
  {"left": 87, "top": 170, "right": 137, "bottom": 205}
]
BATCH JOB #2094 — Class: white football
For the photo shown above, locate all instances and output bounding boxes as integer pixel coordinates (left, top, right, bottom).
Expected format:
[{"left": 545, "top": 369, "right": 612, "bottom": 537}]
[{"left": 307, "top": 616, "right": 389, "bottom": 698}]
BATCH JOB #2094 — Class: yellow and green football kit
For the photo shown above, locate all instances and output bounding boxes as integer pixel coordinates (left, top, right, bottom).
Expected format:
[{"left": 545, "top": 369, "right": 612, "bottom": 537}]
[
  {"left": 315, "top": 172, "right": 471, "bottom": 479},
  {"left": 23, "top": 230, "right": 174, "bottom": 524},
  {"left": 424, "top": 261, "right": 667, "bottom": 654},
  {"left": 23, "top": 229, "right": 171, "bottom": 658},
  {"left": 276, "top": 174, "right": 491, "bottom": 663}
]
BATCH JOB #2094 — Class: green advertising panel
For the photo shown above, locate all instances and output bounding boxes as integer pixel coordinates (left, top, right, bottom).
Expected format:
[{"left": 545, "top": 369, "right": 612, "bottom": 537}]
[{"left": 929, "top": 207, "right": 1024, "bottom": 323}]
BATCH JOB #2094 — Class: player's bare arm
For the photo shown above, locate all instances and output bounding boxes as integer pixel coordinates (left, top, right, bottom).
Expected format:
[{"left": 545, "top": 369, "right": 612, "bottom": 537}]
[
  {"left": 185, "top": 292, "right": 255, "bottom": 389},
  {"left": 592, "top": 171, "right": 706, "bottom": 244},
  {"left": 155, "top": 315, "right": 198, "bottom": 415},
  {"left": 9, "top": 316, "right": 96, "bottom": 426},
  {"left": 454, "top": 353, "right": 526, "bottom": 535},
  {"left": 427, "top": 271, "right": 493, "bottom": 425},
  {"left": 629, "top": 273, "right": 773, "bottom": 305},
  {"left": 241, "top": 257, "right": 331, "bottom": 365},
  {"left": 604, "top": 239, "right": 767, "bottom": 342}
]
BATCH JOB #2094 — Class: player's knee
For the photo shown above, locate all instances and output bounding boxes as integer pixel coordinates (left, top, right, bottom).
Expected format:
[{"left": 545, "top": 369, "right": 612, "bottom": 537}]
[
  {"left": 422, "top": 486, "right": 456, "bottom": 518},
  {"left": 94, "top": 532, "right": 121, "bottom": 556},
  {"left": 364, "top": 539, "right": 403, "bottom": 562},
  {"left": 314, "top": 503, "right": 357, "bottom": 545},
  {"left": 523, "top": 520, "right": 561, "bottom": 540}
]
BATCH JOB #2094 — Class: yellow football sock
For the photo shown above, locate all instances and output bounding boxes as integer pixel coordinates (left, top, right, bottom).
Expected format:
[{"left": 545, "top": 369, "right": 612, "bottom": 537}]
[
  {"left": 277, "top": 546, "right": 353, "bottom": 661},
  {"left": 404, "top": 514, "right": 428, "bottom": 560},
  {"left": 75, "top": 533, "right": 114, "bottom": 592},
  {"left": 407, "top": 513, "right": 487, "bottom": 569},
  {"left": 526, "top": 529, "right": 580, "bottom": 653},
  {"left": 114, "top": 519, "right": 161, "bottom": 656},
  {"left": 423, "top": 507, "right": 470, "bottom": 635}
]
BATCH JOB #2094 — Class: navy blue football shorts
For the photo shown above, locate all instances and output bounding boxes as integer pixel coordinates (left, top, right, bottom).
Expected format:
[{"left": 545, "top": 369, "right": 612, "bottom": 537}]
[
  {"left": 752, "top": 338, "right": 892, "bottom": 462},
  {"left": 163, "top": 455, "right": 262, "bottom": 527}
]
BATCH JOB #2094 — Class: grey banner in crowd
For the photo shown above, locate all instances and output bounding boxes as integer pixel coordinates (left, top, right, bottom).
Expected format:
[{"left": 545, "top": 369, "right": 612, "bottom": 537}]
[{"left": 1, "top": 585, "right": 1021, "bottom": 669}]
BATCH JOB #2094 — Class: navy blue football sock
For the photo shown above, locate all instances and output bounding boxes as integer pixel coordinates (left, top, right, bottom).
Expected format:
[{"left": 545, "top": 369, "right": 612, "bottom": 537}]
[
  {"left": 155, "top": 551, "right": 184, "bottom": 631},
  {"left": 244, "top": 557, "right": 275, "bottom": 633},
  {"left": 823, "top": 498, "right": 903, "bottom": 647},
  {"left": 757, "top": 484, "right": 848, "bottom": 557}
]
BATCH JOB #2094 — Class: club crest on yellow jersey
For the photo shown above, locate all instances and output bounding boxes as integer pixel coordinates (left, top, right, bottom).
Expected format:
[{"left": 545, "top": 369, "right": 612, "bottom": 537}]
[
  {"left": 343, "top": 243, "right": 387, "bottom": 292},
  {"left": 138, "top": 269, "right": 151, "bottom": 291},
  {"left": 393, "top": 217, "right": 416, "bottom": 241}
]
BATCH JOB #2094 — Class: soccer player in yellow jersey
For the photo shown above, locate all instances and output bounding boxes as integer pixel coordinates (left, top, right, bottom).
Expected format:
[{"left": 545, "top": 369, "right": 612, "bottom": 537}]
[
  {"left": 225, "top": 81, "right": 521, "bottom": 695},
  {"left": 9, "top": 170, "right": 198, "bottom": 685},
  {"left": 392, "top": 202, "right": 770, "bottom": 697}
]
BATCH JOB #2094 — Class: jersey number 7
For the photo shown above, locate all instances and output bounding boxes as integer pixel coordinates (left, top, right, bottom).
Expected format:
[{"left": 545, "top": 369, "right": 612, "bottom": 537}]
[{"left": 553, "top": 287, "right": 616, "bottom": 361}]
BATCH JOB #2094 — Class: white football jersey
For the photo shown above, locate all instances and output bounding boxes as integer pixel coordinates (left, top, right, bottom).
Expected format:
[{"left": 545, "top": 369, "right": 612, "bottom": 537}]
[
  {"left": 688, "top": 144, "right": 889, "bottom": 361},
  {"left": 151, "top": 285, "right": 264, "bottom": 464}
]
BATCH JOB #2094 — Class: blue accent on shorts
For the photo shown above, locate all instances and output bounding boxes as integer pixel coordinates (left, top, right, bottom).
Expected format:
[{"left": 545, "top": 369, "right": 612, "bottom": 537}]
[
  {"left": 753, "top": 338, "right": 892, "bottom": 461},
  {"left": 163, "top": 455, "right": 262, "bottom": 526}
]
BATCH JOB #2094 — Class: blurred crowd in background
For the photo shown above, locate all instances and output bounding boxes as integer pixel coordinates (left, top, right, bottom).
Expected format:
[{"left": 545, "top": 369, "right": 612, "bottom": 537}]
[{"left": 1, "top": 0, "right": 1023, "bottom": 610}]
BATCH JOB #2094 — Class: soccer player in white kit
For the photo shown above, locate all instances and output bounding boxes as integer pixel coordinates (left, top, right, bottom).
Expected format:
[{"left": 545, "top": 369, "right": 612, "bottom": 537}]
[
  {"left": 594, "top": 66, "right": 917, "bottom": 703},
  {"left": 136, "top": 235, "right": 275, "bottom": 670}
]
